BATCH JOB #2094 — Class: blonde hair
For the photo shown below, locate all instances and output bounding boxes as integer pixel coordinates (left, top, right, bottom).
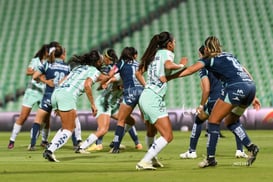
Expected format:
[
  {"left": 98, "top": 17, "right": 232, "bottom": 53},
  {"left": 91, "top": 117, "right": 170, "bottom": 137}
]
[{"left": 204, "top": 36, "right": 222, "bottom": 58}]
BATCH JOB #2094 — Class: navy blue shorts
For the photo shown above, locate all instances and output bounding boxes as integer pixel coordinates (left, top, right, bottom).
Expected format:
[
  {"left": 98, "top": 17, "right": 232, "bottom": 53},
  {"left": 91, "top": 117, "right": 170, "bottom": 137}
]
[
  {"left": 204, "top": 100, "right": 216, "bottom": 115},
  {"left": 122, "top": 86, "right": 143, "bottom": 108},
  {"left": 39, "top": 92, "right": 53, "bottom": 113},
  {"left": 220, "top": 82, "right": 256, "bottom": 106}
]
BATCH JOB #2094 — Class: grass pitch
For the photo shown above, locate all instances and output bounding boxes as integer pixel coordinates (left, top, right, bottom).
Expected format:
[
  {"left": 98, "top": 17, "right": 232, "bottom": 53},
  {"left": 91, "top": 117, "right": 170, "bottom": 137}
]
[{"left": 0, "top": 130, "right": 272, "bottom": 182}]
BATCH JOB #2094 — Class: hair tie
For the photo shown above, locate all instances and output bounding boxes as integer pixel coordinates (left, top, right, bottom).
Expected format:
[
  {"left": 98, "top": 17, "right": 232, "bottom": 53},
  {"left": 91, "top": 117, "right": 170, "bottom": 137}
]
[
  {"left": 103, "top": 49, "right": 113, "bottom": 60},
  {"left": 49, "top": 47, "right": 56, "bottom": 55}
]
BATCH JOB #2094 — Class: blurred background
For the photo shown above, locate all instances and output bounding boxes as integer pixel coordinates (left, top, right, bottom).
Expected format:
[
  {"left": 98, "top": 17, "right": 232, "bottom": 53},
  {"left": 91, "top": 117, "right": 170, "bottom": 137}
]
[{"left": 0, "top": 0, "right": 272, "bottom": 112}]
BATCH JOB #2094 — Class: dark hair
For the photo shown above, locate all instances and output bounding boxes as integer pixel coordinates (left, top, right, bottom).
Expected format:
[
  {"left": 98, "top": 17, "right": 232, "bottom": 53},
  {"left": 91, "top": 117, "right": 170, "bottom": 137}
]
[
  {"left": 103, "top": 48, "right": 118, "bottom": 64},
  {"left": 87, "top": 49, "right": 103, "bottom": 69},
  {"left": 119, "top": 47, "right": 136, "bottom": 62},
  {"left": 48, "top": 45, "right": 65, "bottom": 63},
  {"left": 48, "top": 41, "right": 60, "bottom": 48},
  {"left": 129, "top": 47, "right": 138, "bottom": 57},
  {"left": 139, "top": 31, "right": 173, "bottom": 71},
  {"left": 199, "top": 45, "right": 205, "bottom": 55},
  {"left": 34, "top": 44, "right": 48, "bottom": 60},
  {"left": 67, "top": 55, "right": 82, "bottom": 70}
]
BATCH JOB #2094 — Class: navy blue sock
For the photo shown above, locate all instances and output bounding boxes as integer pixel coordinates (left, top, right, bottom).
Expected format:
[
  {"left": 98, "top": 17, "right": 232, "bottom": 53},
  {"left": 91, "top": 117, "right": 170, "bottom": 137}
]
[
  {"left": 207, "top": 123, "right": 220, "bottom": 158},
  {"left": 189, "top": 117, "right": 203, "bottom": 151},
  {"left": 128, "top": 126, "right": 139, "bottom": 145},
  {"left": 235, "top": 134, "right": 243, "bottom": 151},
  {"left": 71, "top": 132, "right": 77, "bottom": 146},
  {"left": 30, "top": 123, "right": 41, "bottom": 147},
  {"left": 113, "top": 125, "right": 125, "bottom": 149},
  {"left": 96, "top": 135, "right": 104, "bottom": 145},
  {"left": 227, "top": 122, "right": 251, "bottom": 147}
]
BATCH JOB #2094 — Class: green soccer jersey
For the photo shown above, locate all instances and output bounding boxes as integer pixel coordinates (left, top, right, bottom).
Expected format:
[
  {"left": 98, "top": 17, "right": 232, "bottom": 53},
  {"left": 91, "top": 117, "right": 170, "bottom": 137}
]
[
  {"left": 145, "top": 49, "right": 174, "bottom": 97},
  {"left": 58, "top": 65, "right": 100, "bottom": 100},
  {"left": 27, "top": 57, "right": 46, "bottom": 93}
]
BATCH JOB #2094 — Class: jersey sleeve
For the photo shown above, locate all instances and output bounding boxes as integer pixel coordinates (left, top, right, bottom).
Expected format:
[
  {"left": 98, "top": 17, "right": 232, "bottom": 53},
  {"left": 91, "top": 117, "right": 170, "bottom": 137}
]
[
  {"left": 88, "top": 67, "right": 100, "bottom": 83},
  {"left": 199, "top": 58, "right": 209, "bottom": 68},
  {"left": 199, "top": 68, "right": 208, "bottom": 79},
  {"left": 37, "top": 62, "right": 47, "bottom": 74},
  {"left": 161, "top": 50, "right": 174, "bottom": 76},
  {"left": 114, "top": 60, "right": 125, "bottom": 73}
]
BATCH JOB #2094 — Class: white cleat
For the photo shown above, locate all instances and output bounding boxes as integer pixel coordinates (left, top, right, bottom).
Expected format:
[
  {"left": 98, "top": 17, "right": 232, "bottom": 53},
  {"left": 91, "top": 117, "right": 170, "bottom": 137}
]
[
  {"left": 136, "top": 161, "right": 156, "bottom": 170},
  {"left": 179, "top": 151, "right": 197, "bottom": 159},
  {"left": 152, "top": 157, "right": 164, "bottom": 168},
  {"left": 235, "top": 150, "right": 248, "bottom": 158},
  {"left": 75, "top": 148, "right": 90, "bottom": 154}
]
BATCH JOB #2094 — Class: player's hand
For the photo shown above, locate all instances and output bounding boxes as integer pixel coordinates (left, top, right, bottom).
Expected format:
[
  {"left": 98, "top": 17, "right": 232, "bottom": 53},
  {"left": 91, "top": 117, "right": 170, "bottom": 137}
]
[
  {"left": 252, "top": 97, "right": 261, "bottom": 110},
  {"left": 91, "top": 104, "right": 98, "bottom": 117},
  {"left": 45, "top": 79, "right": 54, "bottom": 87},
  {"left": 179, "top": 57, "right": 188, "bottom": 66},
  {"left": 196, "top": 105, "right": 204, "bottom": 114}
]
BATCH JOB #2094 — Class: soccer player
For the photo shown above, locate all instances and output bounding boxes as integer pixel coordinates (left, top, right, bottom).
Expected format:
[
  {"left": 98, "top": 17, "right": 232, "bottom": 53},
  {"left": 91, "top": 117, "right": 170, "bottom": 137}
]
[
  {"left": 169, "top": 36, "right": 260, "bottom": 168},
  {"left": 100, "top": 47, "right": 144, "bottom": 153},
  {"left": 80, "top": 48, "right": 142, "bottom": 152},
  {"left": 135, "top": 31, "right": 187, "bottom": 170},
  {"left": 28, "top": 44, "right": 70, "bottom": 150},
  {"left": 43, "top": 50, "right": 107, "bottom": 162},
  {"left": 8, "top": 44, "right": 48, "bottom": 149},
  {"left": 179, "top": 45, "right": 248, "bottom": 159}
]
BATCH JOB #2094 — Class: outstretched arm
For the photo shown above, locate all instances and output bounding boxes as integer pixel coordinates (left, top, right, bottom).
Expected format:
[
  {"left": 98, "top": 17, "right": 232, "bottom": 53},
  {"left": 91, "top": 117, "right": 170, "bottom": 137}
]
[
  {"left": 166, "top": 61, "right": 204, "bottom": 81},
  {"left": 179, "top": 61, "right": 204, "bottom": 77}
]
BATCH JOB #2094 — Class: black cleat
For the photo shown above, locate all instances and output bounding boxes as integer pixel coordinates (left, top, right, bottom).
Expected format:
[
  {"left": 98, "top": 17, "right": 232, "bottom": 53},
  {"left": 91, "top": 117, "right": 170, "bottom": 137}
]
[
  {"left": 43, "top": 150, "right": 59, "bottom": 162},
  {"left": 109, "top": 148, "right": 120, "bottom": 153},
  {"left": 246, "top": 144, "right": 259, "bottom": 166},
  {"left": 198, "top": 158, "right": 217, "bottom": 168}
]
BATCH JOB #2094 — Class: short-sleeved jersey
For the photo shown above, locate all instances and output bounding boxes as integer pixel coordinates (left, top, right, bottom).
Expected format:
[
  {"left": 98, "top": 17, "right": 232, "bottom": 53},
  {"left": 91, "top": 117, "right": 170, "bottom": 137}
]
[
  {"left": 145, "top": 49, "right": 174, "bottom": 97},
  {"left": 57, "top": 65, "right": 100, "bottom": 100},
  {"left": 199, "top": 68, "right": 222, "bottom": 102},
  {"left": 99, "top": 64, "right": 123, "bottom": 105},
  {"left": 113, "top": 59, "right": 142, "bottom": 89},
  {"left": 199, "top": 52, "right": 252, "bottom": 86},
  {"left": 27, "top": 57, "right": 45, "bottom": 93},
  {"left": 38, "top": 58, "right": 70, "bottom": 93}
]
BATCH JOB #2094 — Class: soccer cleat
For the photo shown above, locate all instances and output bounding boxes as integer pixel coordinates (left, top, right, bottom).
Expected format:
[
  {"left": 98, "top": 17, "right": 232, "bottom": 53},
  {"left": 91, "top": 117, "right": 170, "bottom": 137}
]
[
  {"left": 40, "top": 141, "right": 49, "bottom": 148},
  {"left": 109, "top": 142, "right": 126, "bottom": 149},
  {"left": 135, "top": 143, "right": 143, "bottom": 150},
  {"left": 235, "top": 150, "right": 248, "bottom": 158},
  {"left": 152, "top": 157, "right": 164, "bottom": 168},
  {"left": 43, "top": 150, "right": 59, "bottom": 162},
  {"left": 86, "top": 144, "right": 103, "bottom": 151},
  {"left": 73, "top": 140, "right": 82, "bottom": 151},
  {"left": 136, "top": 161, "right": 156, "bottom": 170},
  {"left": 8, "top": 141, "right": 15, "bottom": 149},
  {"left": 109, "top": 148, "right": 120, "bottom": 153},
  {"left": 198, "top": 158, "right": 217, "bottom": 168},
  {"left": 27, "top": 144, "right": 36, "bottom": 151},
  {"left": 246, "top": 144, "right": 259, "bottom": 166},
  {"left": 109, "top": 142, "right": 114, "bottom": 148},
  {"left": 119, "top": 144, "right": 126, "bottom": 149},
  {"left": 75, "top": 147, "right": 90, "bottom": 154},
  {"left": 179, "top": 151, "right": 197, "bottom": 159}
]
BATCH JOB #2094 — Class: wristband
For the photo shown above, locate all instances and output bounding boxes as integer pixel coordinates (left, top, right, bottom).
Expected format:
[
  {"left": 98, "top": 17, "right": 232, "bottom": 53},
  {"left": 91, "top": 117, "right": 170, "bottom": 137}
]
[
  {"left": 199, "top": 105, "right": 204, "bottom": 109},
  {"left": 179, "top": 64, "right": 185, "bottom": 68}
]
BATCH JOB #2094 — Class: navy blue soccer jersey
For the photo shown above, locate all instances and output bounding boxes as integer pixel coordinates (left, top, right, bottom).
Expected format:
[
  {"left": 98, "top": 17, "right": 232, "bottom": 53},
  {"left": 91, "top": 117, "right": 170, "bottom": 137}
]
[
  {"left": 199, "top": 52, "right": 252, "bottom": 86},
  {"left": 114, "top": 60, "right": 142, "bottom": 89},
  {"left": 199, "top": 68, "right": 222, "bottom": 102},
  {"left": 38, "top": 59, "right": 70, "bottom": 93}
]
